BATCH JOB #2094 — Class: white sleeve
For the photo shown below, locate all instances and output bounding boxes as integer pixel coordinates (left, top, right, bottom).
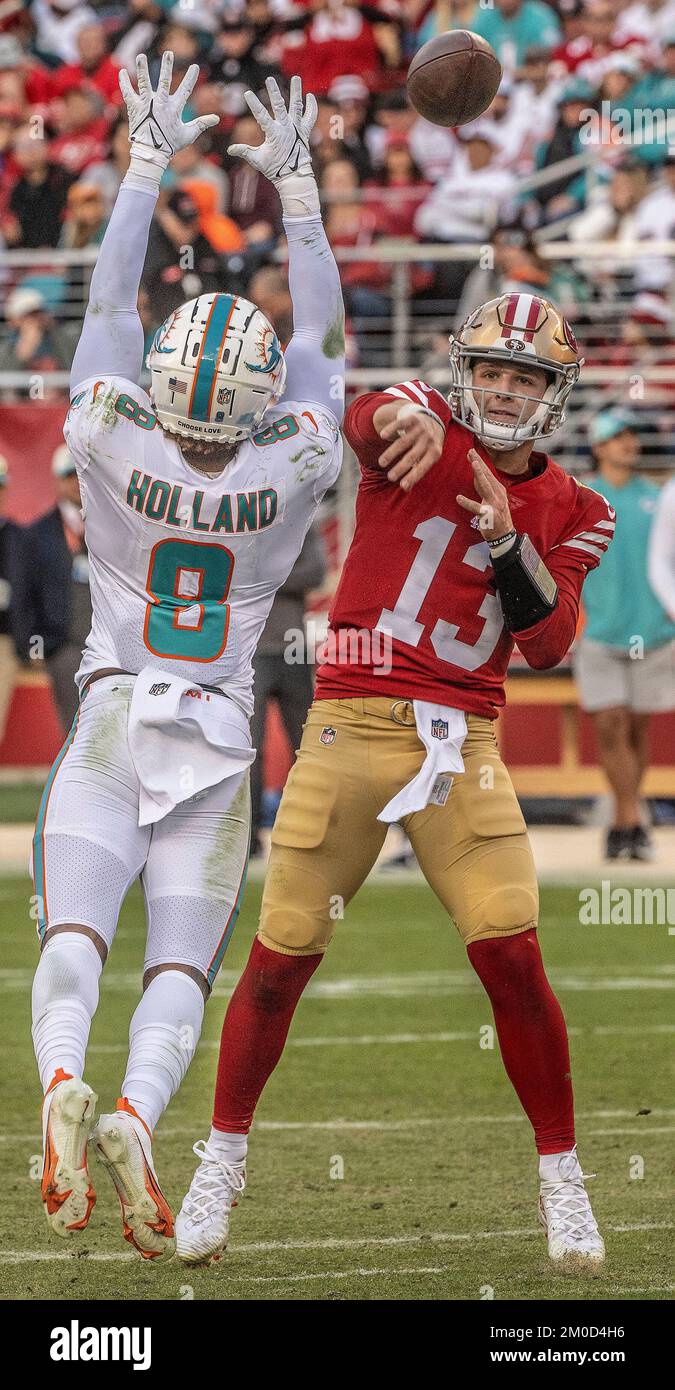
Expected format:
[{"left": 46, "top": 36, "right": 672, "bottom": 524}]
[
  {"left": 648, "top": 479, "right": 675, "bottom": 621},
  {"left": 279, "top": 214, "right": 345, "bottom": 423},
  {"left": 69, "top": 181, "right": 159, "bottom": 394}
]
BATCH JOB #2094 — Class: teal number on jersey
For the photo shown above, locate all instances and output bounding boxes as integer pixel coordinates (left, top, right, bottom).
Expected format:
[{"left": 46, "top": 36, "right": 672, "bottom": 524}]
[
  {"left": 252, "top": 414, "right": 299, "bottom": 447},
  {"left": 116, "top": 393, "right": 157, "bottom": 430},
  {"left": 144, "top": 538, "right": 234, "bottom": 662}
]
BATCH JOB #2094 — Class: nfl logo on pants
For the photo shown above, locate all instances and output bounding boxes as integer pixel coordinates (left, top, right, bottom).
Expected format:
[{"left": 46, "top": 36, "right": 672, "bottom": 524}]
[
  {"left": 320, "top": 726, "right": 336, "bottom": 746},
  {"left": 431, "top": 718, "right": 448, "bottom": 740}
]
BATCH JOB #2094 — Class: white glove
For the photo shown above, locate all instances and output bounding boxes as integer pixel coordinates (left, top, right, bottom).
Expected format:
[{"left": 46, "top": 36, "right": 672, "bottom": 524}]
[
  {"left": 228, "top": 75, "right": 319, "bottom": 218},
  {"left": 119, "top": 51, "right": 219, "bottom": 189}
]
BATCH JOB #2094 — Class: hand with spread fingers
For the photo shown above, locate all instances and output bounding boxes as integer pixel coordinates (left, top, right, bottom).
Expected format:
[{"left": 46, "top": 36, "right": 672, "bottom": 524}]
[
  {"left": 228, "top": 75, "right": 318, "bottom": 214},
  {"left": 456, "top": 449, "right": 514, "bottom": 541},
  {"left": 373, "top": 400, "right": 446, "bottom": 491},
  {"left": 119, "top": 51, "right": 219, "bottom": 169}
]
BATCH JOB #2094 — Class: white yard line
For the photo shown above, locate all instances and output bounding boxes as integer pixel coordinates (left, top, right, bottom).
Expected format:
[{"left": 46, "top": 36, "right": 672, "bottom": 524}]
[
  {"left": 2, "top": 1107, "right": 673, "bottom": 1144},
  {"left": 1, "top": 1221, "right": 671, "bottom": 1266},
  {"left": 80, "top": 1020, "right": 674, "bottom": 1053},
  {"left": 2, "top": 967, "right": 675, "bottom": 997}
]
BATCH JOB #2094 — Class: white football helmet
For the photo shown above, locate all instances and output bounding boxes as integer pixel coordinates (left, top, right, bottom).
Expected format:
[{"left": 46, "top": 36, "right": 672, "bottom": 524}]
[{"left": 146, "top": 292, "right": 287, "bottom": 443}]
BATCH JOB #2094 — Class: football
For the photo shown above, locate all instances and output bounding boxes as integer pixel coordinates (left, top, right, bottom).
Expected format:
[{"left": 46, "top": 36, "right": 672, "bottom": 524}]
[{"left": 406, "top": 29, "right": 503, "bottom": 128}]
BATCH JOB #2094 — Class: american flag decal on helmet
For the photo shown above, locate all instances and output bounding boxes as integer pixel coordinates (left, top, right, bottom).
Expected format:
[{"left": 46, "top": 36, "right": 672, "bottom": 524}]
[{"left": 168, "top": 376, "right": 187, "bottom": 395}]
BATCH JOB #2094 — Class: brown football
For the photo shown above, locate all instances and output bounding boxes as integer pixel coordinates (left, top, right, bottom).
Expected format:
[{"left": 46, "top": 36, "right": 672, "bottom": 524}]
[{"left": 406, "top": 29, "right": 503, "bottom": 128}]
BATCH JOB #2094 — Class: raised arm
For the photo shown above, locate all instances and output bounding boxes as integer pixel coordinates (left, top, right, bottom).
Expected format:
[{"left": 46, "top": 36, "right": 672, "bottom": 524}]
[
  {"left": 70, "top": 51, "right": 218, "bottom": 394},
  {"left": 228, "top": 77, "right": 345, "bottom": 421}
]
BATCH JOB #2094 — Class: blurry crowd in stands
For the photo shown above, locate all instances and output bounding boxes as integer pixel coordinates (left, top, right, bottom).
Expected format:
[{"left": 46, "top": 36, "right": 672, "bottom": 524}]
[{"left": 2, "top": 0, "right": 675, "bottom": 387}]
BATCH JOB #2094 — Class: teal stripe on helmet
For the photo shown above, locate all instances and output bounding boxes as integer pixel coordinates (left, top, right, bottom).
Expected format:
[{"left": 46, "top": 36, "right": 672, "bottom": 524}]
[{"left": 189, "top": 294, "right": 236, "bottom": 422}]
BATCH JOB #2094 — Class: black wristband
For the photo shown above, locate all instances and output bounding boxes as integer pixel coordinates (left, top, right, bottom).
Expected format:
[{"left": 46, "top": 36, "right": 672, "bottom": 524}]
[{"left": 490, "top": 533, "right": 558, "bottom": 633}]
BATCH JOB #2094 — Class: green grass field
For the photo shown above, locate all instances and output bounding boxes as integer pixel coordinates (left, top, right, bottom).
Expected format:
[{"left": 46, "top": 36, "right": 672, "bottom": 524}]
[{"left": 1, "top": 874, "right": 673, "bottom": 1302}]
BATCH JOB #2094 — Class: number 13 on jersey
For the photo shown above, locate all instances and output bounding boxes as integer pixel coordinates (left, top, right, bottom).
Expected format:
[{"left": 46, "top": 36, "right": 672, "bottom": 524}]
[{"left": 143, "top": 538, "right": 234, "bottom": 662}]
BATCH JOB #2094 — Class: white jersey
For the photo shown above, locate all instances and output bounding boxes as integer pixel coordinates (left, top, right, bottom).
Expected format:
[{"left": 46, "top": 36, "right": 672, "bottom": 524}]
[{"left": 64, "top": 374, "right": 342, "bottom": 715}]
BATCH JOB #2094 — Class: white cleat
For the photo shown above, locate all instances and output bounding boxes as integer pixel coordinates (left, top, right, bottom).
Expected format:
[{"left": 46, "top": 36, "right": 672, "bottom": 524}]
[
  {"left": 91, "top": 1100, "right": 175, "bottom": 1262},
  {"left": 176, "top": 1139, "right": 246, "bottom": 1266},
  {"left": 41, "top": 1069, "right": 97, "bottom": 1237},
  {"left": 539, "top": 1149, "right": 605, "bottom": 1267}
]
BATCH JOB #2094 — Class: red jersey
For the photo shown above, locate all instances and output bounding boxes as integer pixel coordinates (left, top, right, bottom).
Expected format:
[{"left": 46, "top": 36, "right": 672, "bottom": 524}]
[{"left": 315, "top": 381, "right": 615, "bottom": 719}]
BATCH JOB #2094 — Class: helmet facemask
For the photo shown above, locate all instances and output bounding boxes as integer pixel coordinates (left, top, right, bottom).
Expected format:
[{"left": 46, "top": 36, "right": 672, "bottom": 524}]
[
  {"left": 447, "top": 294, "right": 582, "bottom": 452},
  {"left": 449, "top": 342, "right": 579, "bottom": 452}
]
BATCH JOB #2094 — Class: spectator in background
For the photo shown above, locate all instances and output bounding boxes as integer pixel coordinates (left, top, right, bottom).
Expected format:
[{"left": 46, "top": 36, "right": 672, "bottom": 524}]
[
  {"left": 532, "top": 78, "right": 596, "bottom": 224},
  {"left": 322, "top": 156, "right": 389, "bottom": 320},
  {"left": 224, "top": 112, "right": 284, "bottom": 244},
  {"left": 0, "top": 286, "right": 78, "bottom": 386},
  {"left": 148, "top": 20, "right": 203, "bottom": 88},
  {"left": 14, "top": 443, "right": 92, "bottom": 734},
  {"left": 624, "top": 29, "right": 675, "bottom": 119},
  {"left": 365, "top": 90, "right": 419, "bottom": 171},
  {"left": 207, "top": 17, "right": 274, "bottom": 119},
  {"left": 170, "top": 134, "right": 229, "bottom": 214},
  {"left": 181, "top": 180, "right": 244, "bottom": 255},
  {"left": 47, "top": 84, "right": 111, "bottom": 177},
  {"left": 0, "top": 101, "right": 21, "bottom": 223},
  {"left": 84, "top": 111, "right": 130, "bottom": 215},
  {"left": 552, "top": 0, "right": 646, "bottom": 84},
  {"left": 31, "top": 0, "right": 98, "bottom": 67},
  {"left": 249, "top": 522, "right": 326, "bottom": 857},
  {"left": 415, "top": 124, "right": 516, "bottom": 301},
  {"left": 48, "top": 22, "right": 122, "bottom": 111},
  {"left": 248, "top": 264, "right": 293, "bottom": 345},
  {"left": 0, "top": 455, "right": 20, "bottom": 743},
  {"left": 471, "top": 0, "right": 562, "bottom": 73},
  {"left": 58, "top": 179, "right": 109, "bottom": 322},
  {"left": 280, "top": 0, "right": 401, "bottom": 98},
  {"left": 512, "top": 44, "right": 560, "bottom": 164},
  {"left": 573, "top": 409, "right": 675, "bottom": 861},
  {"left": 142, "top": 186, "right": 249, "bottom": 324},
  {"left": 4, "top": 124, "right": 73, "bottom": 248},
  {"left": 476, "top": 73, "right": 533, "bottom": 170},
  {"left": 568, "top": 157, "right": 651, "bottom": 283},
  {"left": 0, "top": 34, "right": 45, "bottom": 121},
  {"left": 364, "top": 133, "right": 430, "bottom": 237},
  {"left": 327, "top": 75, "right": 373, "bottom": 181},
  {"left": 648, "top": 469, "right": 675, "bottom": 624},
  {"left": 617, "top": 2, "right": 675, "bottom": 45},
  {"left": 455, "top": 215, "right": 585, "bottom": 323}
]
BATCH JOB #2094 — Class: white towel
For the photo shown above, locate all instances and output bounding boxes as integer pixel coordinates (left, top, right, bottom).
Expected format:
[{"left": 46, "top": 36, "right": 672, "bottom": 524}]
[
  {"left": 377, "top": 701, "right": 467, "bottom": 824},
  {"left": 128, "top": 667, "right": 255, "bottom": 827}
]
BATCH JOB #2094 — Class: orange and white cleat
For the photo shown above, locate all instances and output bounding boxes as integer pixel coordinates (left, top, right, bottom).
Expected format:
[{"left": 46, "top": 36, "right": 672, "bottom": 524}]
[
  {"left": 91, "top": 1098, "right": 175, "bottom": 1261},
  {"left": 41, "top": 1068, "right": 97, "bottom": 1238}
]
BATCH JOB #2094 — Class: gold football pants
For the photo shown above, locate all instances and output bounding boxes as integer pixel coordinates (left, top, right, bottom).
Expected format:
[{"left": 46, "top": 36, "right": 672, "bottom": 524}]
[{"left": 259, "top": 697, "right": 538, "bottom": 955}]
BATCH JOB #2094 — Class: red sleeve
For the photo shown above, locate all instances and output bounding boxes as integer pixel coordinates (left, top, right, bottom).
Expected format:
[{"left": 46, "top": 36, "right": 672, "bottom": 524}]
[
  {"left": 344, "top": 380, "right": 452, "bottom": 475},
  {"left": 515, "top": 483, "right": 616, "bottom": 670}
]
